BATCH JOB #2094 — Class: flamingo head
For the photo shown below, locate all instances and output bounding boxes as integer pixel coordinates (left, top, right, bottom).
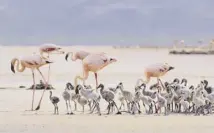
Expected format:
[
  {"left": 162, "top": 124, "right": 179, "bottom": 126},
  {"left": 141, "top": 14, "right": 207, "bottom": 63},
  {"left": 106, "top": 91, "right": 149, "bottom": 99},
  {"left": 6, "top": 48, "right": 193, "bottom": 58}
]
[
  {"left": 109, "top": 58, "right": 117, "bottom": 63},
  {"left": 168, "top": 66, "right": 174, "bottom": 71},
  {"left": 163, "top": 63, "right": 174, "bottom": 72},
  {"left": 66, "top": 82, "right": 74, "bottom": 90},
  {"left": 40, "top": 43, "right": 65, "bottom": 55},
  {"left": 140, "top": 83, "right": 146, "bottom": 89},
  {"left": 75, "top": 84, "right": 82, "bottom": 94},
  {"left": 97, "top": 84, "right": 104, "bottom": 89}
]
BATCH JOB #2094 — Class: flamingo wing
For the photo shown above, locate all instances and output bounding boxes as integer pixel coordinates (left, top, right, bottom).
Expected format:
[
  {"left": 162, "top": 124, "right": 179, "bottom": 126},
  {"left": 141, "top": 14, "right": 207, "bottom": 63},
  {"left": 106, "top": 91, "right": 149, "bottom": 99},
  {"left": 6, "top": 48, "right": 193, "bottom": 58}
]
[
  {"left": 77, "top": 51, "right": 90, "bottom": 60},
  {"left": 146, "top": 63, "right": 167, "bottom": 74},
  {"left": 84, "top": 54, "right": 108, "bottom": 67}
]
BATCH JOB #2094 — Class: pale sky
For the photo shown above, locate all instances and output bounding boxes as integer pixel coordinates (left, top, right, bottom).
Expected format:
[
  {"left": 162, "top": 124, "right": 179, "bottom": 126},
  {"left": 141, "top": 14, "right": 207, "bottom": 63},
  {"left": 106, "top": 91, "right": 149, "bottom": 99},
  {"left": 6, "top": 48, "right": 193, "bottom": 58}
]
[{"left": 0, "top": 0, "right": 213, "bottom": 45}]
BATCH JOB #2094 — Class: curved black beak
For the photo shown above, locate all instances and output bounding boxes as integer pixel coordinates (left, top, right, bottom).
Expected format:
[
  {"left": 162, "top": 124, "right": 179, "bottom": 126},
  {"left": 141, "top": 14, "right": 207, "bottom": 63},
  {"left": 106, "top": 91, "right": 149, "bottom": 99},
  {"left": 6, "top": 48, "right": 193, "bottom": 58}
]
[
  {"left": 46, "top": 61, "right": 53, "bottom": 64},
  {"left": 168, "top": 66, "right": 174, "bottom": 71},
  {"left": 65, "top": 53, "right": 69, "bottom": 61},
  {"left": 11, "top": 63, "right": 15, "bottom": 73}
]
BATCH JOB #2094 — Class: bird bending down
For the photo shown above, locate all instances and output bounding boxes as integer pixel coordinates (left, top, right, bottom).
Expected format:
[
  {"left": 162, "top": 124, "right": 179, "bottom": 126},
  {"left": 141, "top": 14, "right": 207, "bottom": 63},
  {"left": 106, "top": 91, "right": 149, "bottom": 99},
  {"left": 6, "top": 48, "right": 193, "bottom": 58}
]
[
  {"left": 11, "top": 54, "right": 53, "bottom": 111},
  {"left": 65, "top": 50, "right": 106, "bottom": 88},
  {"left": 74, "top": 54, "right": 117, "bottom": 88},
  {"left": 33, "top": 43, "right": 64, "bottom": 111},
  {"left": 49, "top": 91, "right": 60, "bottom": 114},
  {"left": 137, "top": 63, "right": 174, "bottom": 91}
]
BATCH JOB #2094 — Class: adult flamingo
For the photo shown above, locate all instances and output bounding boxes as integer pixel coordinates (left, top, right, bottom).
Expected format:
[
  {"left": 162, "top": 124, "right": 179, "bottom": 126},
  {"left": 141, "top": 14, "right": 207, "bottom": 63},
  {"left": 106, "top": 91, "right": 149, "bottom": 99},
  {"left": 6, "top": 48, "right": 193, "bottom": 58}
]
[
  {"left": 11, "top": 54, "right": 53, "bottom": 111},
  {"left": 65, "top": 50, "right": 106, "bottom": 87},
  {"left": 39, "top": 43, "right": 64, "bottom": 58},
  {"left": 74, "top": 53, "right": 117, "bottom": 89},
  {"left": 33, "top": 44, "right": 64, "bottom": 110},
  {"left": 65, "top": 50, "right": 90, "bottom": 61},
  {"left": 136, "top": 63, "right": 174, "bottom": 90}
]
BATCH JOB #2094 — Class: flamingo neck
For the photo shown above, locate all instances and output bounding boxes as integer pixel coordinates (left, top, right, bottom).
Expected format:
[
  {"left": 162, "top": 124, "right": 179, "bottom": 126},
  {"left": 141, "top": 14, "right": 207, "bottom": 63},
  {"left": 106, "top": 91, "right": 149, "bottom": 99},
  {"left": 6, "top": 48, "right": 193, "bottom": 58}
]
[
  {"left": 70, "top": 52, "right": 77, "bottom": 61},
  {"left": 49, "top": 92, "right": 52, "bottom": 100},
  {"left": 74, "top": 75, "right": 84, "bottom": 87},
  {"left": 138, "top": 77, "right": 149, "bottom": 85},
  {"left": 12, "top": 58, "right": 26, "bottom": 72}
]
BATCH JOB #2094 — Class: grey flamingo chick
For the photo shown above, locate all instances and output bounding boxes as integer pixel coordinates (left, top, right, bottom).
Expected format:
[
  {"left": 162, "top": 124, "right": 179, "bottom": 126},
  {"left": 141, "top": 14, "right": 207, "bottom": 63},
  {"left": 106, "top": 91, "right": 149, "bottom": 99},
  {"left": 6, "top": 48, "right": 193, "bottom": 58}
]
[
  {"left": 62, "top": 82, "right": 74, "bottom": 115},
  {"left": 49, "top": 91, "right": 60, "bottom": 115},
  {"left": 76, "top": 94, "right": 88, "bottom": 113},
  {"left": 97, "top": 84, "right": 121, "bottom": 115}
]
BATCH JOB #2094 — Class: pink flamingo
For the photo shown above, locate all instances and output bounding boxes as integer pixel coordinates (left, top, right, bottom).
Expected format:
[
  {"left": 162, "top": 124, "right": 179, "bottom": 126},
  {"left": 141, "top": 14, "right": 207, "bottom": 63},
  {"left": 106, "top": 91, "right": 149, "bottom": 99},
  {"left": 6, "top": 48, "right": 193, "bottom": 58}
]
[
  {"left": 11, "top": 54, "right": 53, "bottom": 111},
  {"left": 137, "top": 63, "right": 174, "bottom": 90},
  {"left": 65, "top": 50, "right": 106, "bottom": 87},
  {"left": 39, "top": 43, "right": 64, "bottom": 58},
  {"left": 65, "top": 50, "right": 90, "bottom": 61},
  {"left": 65, "top": 50, "right": 106, "bottom": 61},
  {"left": 74, "top": 53, "right": 117, "bottom": 88},
  {"left": 33, "top": 43, "right": 64, "bottom": 110}
]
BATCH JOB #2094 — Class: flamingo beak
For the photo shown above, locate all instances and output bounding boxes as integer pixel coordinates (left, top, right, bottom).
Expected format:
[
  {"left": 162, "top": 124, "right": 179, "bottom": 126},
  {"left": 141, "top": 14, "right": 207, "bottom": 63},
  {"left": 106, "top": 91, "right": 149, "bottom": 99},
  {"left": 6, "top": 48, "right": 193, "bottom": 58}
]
[
  {"left": 11, "top": 63, "right": 15, "bottom": 73},
  {"left": 168, "top": 66, "right": 174, "bottom": 71},
  {"left": 65, "top": 53, "right": 69, "bottom": 61},
  {"left": 57, "top": 48, "right": 65, "bottom": 54},
  {"left": 46, "top": 61, "right": 53, "bottom": 64},
  {"left": 110, "top": 58, "right": 117, "bottom": 62}
]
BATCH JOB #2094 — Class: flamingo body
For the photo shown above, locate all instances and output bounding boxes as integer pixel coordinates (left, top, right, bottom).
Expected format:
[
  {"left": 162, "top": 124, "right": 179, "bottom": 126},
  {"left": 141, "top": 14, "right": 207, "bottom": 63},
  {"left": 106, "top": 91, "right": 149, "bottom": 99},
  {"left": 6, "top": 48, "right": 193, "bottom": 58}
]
[
  {"left": 11, "top": 55, "right": 52, "bottom": 73},
  {"left": 75, "top": 53, "right": 117, "bottom": 87},
  {"left": 11, "top": 54, "right": 52, "bottom": 111}
]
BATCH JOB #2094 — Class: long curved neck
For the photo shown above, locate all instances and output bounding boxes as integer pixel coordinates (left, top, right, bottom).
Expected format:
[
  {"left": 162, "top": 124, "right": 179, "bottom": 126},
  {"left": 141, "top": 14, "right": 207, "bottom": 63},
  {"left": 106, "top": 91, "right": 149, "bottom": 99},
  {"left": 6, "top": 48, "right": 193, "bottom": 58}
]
[
  {"left": 138, "top": 77, "right": 150, "bottom": 84},
  {"left": 119, "top": 85, "right": 124, "bottom": 92},
  {"left": 204, "top": 83, "right": 208, "bottom": 88},
  {"left": 49, "top": 92, "right": 52, "bottom": 100},
  {"left": 12, "top": 58, "right": 25, "bottom": 72},
  {"left": 100, "top": 85, "right": 104, "bottom": 93},
  {"left": 70, "top": 52, "right": 77, "bottom": 61}
]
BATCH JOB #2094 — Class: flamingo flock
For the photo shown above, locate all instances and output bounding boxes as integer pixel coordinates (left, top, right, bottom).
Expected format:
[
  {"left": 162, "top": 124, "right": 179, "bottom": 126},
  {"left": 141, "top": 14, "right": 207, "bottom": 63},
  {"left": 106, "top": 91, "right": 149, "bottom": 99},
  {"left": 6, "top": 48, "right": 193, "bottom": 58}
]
[{"left": 10, "top": 44, "right": 214, "bottom": 116}]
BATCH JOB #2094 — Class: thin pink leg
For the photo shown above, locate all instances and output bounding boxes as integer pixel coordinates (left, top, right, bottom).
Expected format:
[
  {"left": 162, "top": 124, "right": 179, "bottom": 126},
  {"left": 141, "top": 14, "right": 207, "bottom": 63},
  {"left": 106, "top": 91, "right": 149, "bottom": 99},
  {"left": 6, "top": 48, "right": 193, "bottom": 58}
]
[
  {"left": 82, "top": 62, "right": 86, "bottom": 85},
  {"left": 31, "top": 70, "right": 36, "bottom": 111},
  {"left": 94, "top": 73, "right": 98, "bottom": 88},
  {"left": 158, "top": 78, "right": 166, "bottom": 91},
  {"left": 35, "top": 68, "right": 48, "bottom": 110},
  {"left": 47, "top": 53, "right": 51, "bottom": 83}
]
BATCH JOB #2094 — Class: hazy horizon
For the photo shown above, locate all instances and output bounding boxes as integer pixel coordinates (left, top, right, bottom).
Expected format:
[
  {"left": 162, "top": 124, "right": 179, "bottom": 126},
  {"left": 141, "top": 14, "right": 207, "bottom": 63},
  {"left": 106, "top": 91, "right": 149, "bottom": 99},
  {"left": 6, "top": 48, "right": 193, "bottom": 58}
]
[{"left": 0, "top": 0, "right": 214, "bottom": 46}]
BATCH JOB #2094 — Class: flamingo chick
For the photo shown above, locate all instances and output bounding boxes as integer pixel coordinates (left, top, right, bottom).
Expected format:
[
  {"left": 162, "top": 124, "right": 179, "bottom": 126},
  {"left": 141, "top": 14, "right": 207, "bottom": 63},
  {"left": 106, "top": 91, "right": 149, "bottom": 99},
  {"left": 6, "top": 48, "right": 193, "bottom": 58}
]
[{"left": 49, "top": 91, "right": 60, "bottom": 115}]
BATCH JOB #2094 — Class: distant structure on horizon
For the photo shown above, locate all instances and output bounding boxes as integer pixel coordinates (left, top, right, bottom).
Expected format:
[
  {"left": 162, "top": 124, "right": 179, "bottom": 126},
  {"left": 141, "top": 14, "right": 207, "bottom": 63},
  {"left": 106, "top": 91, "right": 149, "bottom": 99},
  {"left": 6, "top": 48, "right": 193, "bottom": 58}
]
[{"left": 169, "top": 39, "right": 214, "bottom": 55}]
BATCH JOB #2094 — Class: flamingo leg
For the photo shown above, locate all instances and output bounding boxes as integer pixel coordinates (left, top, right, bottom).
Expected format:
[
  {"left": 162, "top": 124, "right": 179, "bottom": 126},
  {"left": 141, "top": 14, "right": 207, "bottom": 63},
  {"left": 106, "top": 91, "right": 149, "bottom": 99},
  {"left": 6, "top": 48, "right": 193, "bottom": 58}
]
[
  {"left": 31, "top": 69, "right": 36, "bottom": 111},
  {"left": 138, "top": 73, "right": 150, "bottom": 84},
  {"left": 74, "top": 67, "right": 89, "bottom": 87},
  {"left": 158, "top": 78, "right": 166, "bottom": 91},
  {"left": 47, "top": 53, "right": 51, "bottom": 83},
  {"left": 94, "top": 73, "right": 98, "bottom": 88},
  {"left": 35, "top": 68, "right": 48, "bottom": 111}
]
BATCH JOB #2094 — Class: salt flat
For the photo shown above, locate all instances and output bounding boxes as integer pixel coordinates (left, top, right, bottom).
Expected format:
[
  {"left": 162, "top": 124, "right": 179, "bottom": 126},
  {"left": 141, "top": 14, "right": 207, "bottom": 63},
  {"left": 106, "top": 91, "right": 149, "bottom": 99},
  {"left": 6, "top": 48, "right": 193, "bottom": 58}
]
[{"left": 0, "top": 46, "right": 214, "bottom": 133}]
